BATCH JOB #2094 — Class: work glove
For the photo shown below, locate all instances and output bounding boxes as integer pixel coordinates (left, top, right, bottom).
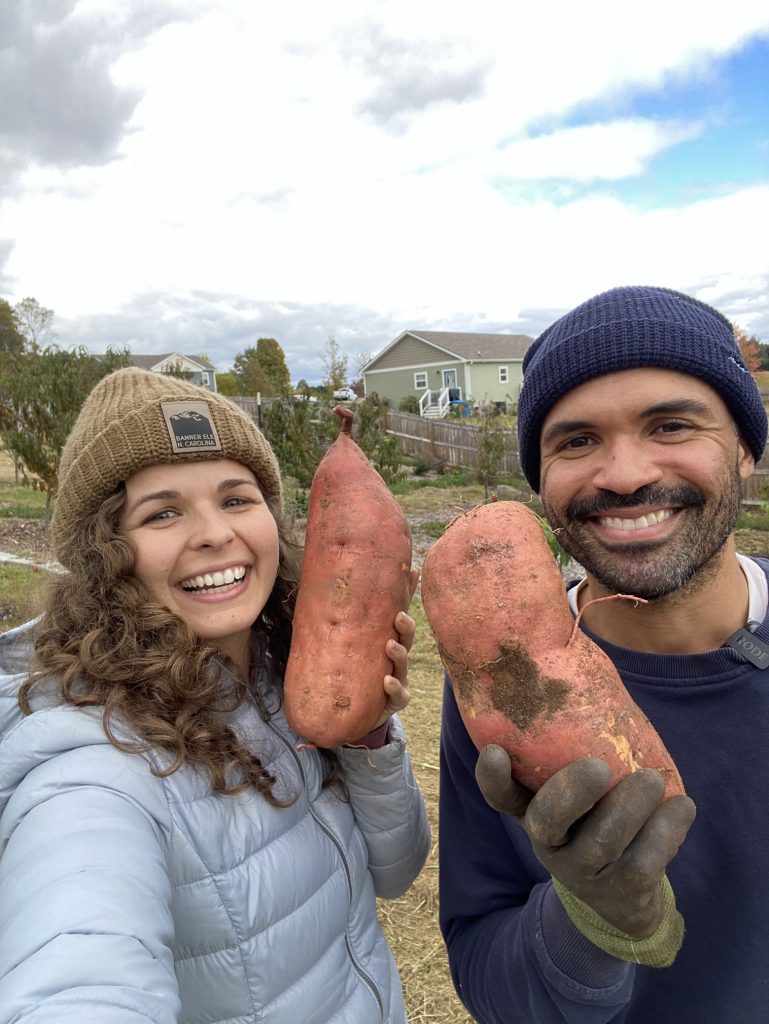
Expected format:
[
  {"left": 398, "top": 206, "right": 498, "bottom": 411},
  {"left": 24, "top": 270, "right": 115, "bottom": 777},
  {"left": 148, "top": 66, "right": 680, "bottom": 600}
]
[{"left": 476, "top": 745, "right": 696, "bottom": 966}]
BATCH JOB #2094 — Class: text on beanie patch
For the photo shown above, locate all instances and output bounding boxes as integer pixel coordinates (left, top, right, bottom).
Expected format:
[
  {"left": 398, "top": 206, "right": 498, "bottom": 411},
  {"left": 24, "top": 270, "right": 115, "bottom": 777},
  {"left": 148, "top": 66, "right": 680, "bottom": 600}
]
[{"left": 161, "top": 401, "right": 223, "bottom": 454}]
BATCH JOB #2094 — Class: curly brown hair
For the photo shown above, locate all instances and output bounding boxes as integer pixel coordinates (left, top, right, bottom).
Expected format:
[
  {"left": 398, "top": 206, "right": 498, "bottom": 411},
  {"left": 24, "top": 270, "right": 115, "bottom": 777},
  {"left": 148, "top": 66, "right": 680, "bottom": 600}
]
[{"left": 19, "top": 487, "right": 306, "bottom": 803}]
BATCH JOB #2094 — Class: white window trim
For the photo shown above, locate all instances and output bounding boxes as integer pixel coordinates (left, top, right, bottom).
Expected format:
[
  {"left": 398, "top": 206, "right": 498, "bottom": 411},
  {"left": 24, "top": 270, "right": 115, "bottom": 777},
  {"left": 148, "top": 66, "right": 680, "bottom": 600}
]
[
  {"left": 498, "top": 366, "right": 509, "bottom": 384},
  {"left": 414, "top": 371, "right": 428, "bottom": 389}
]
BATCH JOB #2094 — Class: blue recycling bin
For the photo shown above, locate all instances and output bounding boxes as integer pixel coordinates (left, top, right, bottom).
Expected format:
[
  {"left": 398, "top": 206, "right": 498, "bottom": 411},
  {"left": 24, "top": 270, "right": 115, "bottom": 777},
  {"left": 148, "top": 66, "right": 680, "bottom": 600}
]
[{"left": 450, "top": 399, "right": 472, "bottom": 417}]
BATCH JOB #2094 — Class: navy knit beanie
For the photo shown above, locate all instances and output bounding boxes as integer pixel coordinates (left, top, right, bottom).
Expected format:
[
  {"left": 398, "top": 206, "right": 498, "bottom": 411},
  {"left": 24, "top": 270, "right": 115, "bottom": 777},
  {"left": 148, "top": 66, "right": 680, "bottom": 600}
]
[{"left": 517, "top": 285, "right": 767, "bottom": 491}]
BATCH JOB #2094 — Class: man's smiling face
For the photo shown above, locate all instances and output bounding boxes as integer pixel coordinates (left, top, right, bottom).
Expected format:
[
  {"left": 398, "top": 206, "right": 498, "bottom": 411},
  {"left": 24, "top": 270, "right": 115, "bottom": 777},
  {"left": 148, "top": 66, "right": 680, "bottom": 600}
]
[{"left": 538, "top": 367, "right": 755, "bottom": 600}]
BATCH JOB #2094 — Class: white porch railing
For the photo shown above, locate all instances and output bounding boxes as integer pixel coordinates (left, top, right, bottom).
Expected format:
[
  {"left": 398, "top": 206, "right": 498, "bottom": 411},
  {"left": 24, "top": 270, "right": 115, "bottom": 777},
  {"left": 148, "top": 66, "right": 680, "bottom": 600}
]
[{"left": 418, "top": 387, "right": 451, "bottom": 418}]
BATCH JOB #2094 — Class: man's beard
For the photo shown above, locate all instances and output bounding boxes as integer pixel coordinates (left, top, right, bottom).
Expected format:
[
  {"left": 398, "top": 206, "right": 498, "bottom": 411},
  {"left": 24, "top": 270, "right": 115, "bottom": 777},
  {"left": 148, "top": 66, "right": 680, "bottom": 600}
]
[{"left": 541, "top": 469, "right": 743, "bottom": 601}]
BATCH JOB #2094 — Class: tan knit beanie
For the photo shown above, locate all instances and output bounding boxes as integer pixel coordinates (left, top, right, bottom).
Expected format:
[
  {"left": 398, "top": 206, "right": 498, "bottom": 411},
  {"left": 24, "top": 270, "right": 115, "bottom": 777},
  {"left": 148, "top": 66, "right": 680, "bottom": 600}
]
[{"left": 52, "top": 367, "right": 282, "bottom": 565}]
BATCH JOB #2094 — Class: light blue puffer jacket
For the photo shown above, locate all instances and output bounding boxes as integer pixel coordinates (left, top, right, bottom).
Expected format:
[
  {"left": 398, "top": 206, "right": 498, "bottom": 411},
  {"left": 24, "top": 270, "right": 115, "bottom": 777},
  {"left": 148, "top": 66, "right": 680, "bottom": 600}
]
[{"left": 0, "top": 621, "right": 430, "bottom": 1023}]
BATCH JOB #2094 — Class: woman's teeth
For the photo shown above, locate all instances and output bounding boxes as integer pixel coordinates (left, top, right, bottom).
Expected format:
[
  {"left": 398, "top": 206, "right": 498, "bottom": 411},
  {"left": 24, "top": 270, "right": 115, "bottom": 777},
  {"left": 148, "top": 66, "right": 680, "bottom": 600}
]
[
  {"left": 181, "top": 566, "right": 247, "bottom": 591},
  {"left": 599, "top": 509, "right": 674, "bottom": 531}
]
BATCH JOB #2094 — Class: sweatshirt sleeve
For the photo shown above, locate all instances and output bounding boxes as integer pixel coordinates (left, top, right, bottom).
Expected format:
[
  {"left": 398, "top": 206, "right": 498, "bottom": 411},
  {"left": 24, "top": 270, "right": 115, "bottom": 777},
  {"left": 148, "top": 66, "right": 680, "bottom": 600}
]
[
  {"left": 0, "top": 713, "right": 181, "bottom": 1024},
  {"left": 439, "top": 677, "right": 636, "bottom": 1024},
  {"left": 338, "top": 714, "right": 431, "bottom": 899}
]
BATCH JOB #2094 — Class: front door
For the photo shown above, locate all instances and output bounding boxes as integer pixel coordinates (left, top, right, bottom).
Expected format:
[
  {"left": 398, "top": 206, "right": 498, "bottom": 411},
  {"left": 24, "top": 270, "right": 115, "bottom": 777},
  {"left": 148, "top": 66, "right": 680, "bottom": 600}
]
[{"left": 443, "top": 369, "right": 460, "bottom": 399}]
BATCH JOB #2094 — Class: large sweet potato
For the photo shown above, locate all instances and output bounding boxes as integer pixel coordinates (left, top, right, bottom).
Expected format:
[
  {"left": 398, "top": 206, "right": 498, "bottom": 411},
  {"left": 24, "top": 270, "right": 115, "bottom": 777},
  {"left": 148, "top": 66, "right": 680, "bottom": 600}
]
[
  {"left": 283, "top": 406, "right": 413, "bottom": 746},
  {"left": 421, "top": 501, "right": 684, "bottom": 798}
]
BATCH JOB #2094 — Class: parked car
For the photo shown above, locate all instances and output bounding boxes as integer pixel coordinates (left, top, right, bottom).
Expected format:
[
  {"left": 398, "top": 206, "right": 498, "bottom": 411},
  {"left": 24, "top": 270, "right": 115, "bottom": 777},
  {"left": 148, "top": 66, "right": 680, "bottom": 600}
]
[{"left": 332, "top": 387, "right": 357, "bottom": 401}]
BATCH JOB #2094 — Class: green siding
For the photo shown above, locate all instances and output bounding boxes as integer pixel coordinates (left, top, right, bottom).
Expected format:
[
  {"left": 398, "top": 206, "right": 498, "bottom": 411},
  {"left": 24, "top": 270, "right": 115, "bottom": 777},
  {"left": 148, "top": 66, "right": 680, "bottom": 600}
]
[
  {"left": 465, "top": 362, "right": 524, "bottom": 408},
  {"left": 369, "top": 335, "right": 449, "bottom": 369},
  {"left": 365, "top": 360, "right": 523, "bottom": 410},
  {"left": 364, "top": 361, "right": 467, "bottom": 408}
]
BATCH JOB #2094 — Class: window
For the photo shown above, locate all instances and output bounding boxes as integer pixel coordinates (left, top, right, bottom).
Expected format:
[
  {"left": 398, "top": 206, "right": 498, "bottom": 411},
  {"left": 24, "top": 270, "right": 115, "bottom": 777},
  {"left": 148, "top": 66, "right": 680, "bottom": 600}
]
[
  {"left": 498, "top": 366, "right": 509, "bottom": 384},
  {"left": 201, "top": 371, "right": 210, "bottom": 386},
  {"left": 414, "top": 371, "right": 428, "bottom": 389}
]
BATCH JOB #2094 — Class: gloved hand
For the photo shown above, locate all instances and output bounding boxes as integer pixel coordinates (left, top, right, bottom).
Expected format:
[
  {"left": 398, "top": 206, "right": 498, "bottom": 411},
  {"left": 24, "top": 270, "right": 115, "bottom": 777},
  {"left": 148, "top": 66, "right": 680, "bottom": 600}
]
[{"left": 476, "top": 745, "right": 696, "bottom": 941}]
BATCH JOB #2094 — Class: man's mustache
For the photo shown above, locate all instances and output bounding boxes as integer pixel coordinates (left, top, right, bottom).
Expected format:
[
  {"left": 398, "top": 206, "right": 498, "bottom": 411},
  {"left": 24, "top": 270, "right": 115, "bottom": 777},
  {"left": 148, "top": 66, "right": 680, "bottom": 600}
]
[{"left": 566, "top": 484, "right": 706, "bottom": 523}]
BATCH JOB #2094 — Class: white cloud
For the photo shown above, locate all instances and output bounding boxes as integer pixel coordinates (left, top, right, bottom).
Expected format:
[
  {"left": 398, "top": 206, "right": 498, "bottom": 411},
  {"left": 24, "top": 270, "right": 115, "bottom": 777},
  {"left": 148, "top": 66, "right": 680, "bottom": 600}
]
[
  {"left": 2, "top": 0, "right": 769, "bottom": 381},
  {"left": 492, "top": 119, "right": 704, "bottom": 182}
]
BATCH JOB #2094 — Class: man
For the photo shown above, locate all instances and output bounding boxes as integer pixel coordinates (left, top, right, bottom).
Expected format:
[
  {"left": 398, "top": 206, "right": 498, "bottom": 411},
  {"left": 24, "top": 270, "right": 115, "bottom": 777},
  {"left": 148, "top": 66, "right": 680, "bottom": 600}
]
[{"left": 439, "top": 286, "right": 769, "bottom": 1023}]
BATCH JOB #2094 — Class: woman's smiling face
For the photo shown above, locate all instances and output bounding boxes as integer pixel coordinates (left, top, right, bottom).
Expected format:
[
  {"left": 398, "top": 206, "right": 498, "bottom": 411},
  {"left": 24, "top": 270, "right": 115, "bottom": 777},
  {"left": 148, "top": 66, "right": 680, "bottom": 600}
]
[{"left": 120, "top": 458, "right": 280, "bottom": 675}]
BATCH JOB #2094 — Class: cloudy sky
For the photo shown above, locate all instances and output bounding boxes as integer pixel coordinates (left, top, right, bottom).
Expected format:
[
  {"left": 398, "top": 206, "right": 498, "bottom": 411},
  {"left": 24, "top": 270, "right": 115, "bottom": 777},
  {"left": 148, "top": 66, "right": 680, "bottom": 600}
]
[{"left": 1, "top": 0, "right": 768, "bottom": 384}]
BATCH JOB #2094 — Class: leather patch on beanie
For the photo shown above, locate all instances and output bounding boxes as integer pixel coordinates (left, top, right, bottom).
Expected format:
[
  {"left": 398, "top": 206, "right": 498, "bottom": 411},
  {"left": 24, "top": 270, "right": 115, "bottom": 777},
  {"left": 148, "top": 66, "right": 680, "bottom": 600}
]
[{"left": 160, "top": 401, "right": 223, "bottom": 454}]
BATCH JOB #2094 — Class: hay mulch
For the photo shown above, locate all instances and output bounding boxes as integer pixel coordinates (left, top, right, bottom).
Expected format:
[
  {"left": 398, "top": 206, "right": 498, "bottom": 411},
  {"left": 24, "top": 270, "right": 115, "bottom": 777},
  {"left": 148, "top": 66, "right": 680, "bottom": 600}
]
[{"left": 378, "top": 594, "right": 474, "bottom": 1023}]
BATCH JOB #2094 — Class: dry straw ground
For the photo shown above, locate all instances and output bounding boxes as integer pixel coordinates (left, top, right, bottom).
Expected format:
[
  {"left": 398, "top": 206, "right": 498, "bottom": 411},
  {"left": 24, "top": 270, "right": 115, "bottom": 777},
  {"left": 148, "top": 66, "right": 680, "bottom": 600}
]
[{"left": 378, "top": 594, "right": 475, "bottom": 1024}]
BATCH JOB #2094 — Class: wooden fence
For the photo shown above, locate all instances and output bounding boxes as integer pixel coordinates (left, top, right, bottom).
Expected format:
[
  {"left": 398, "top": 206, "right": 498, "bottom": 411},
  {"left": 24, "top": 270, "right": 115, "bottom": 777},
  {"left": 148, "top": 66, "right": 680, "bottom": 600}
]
[
  {"left": 384, "top": 410, "right": 769, "bottom": 505},
  {"left": 384, "top": 410, "right": 521, "bottom": 475}
]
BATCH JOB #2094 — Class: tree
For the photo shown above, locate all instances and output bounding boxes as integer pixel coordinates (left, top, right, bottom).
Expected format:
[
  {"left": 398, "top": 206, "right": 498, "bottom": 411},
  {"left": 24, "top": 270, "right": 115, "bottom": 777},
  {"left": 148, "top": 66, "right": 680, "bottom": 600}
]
[
  {"left": 255, "top": 337, "right": 291, "bottom": 395},
  {"left": 475, "top": 404, "right": 506, "bottom": 499},
  {"left": 233, "top": 348, "right": 268, "bottom": 395},
  {"left": 321, "top": 336, "right": 348, "bottom": 391},
  {"left": 215, "top": 371, "right": 239, "bottom": 396},
  {"left": 262, "top": 399, "right": 337, "bottom": 488},
  {"left": 160, "top": 358, "right": 194, "bottom": 382},
  {"left": 353, "top": 394, "right": 405, "bottom": 486},
  {"left": 0, "top": 299, "right": 24, "bottom": 356},
  {"left": 233, "top": 337, "right": 291, "bottom": 396},
  {"left": 14, "top": 297, "right": 54, "bottom": 351},
  {"left": 1, "top": 345, "right": 131, "bottom": 520},
  {"left": 351, "top": 350, "right": 372, "bottom": 391},
  {"left": 734, "top": 324, "right": 762, "bottom": 374},
  {"left": 1, "top": 301, "right": 33, "bottom": 481}
]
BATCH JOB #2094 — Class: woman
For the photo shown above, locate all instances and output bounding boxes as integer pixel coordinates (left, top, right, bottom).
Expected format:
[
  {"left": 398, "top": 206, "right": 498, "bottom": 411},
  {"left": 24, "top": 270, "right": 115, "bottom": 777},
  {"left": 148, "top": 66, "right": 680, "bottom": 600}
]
[{"left": 0, "top": 368, "right": 430, "bottom": 1024}]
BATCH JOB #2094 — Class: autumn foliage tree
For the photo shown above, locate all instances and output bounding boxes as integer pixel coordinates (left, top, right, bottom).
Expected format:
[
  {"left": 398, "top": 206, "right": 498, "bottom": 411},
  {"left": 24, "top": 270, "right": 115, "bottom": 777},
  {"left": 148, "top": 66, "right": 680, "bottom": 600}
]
[{"left": 734, "top": 324, "right": 762, "bottom": 374}]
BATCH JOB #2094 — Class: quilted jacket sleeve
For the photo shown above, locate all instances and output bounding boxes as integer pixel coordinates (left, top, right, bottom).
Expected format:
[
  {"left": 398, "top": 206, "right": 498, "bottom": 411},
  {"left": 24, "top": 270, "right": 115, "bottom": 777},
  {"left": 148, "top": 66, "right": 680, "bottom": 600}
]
[
  {"left": 0, "top": 703, "right": 180, "bottom": 1024},
  {"left": 338, "top": 715, "right": 430, "bottom": 899}
]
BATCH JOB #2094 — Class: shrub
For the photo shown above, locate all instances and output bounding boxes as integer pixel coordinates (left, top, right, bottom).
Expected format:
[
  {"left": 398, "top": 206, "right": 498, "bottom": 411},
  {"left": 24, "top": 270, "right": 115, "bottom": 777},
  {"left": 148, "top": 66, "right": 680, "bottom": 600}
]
[{"left": 398, "top": 395, "right": 420, "bottom": 414}]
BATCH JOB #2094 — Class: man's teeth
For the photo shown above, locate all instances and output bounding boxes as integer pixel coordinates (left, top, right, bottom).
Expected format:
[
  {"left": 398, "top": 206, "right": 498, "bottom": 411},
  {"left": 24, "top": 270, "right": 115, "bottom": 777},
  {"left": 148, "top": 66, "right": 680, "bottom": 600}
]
[
  {"left": 181, "top": 566, "right": 247, "bottom": 591},
  {"left": 599, "top": 509, "right": 674, "bottom": 531}
]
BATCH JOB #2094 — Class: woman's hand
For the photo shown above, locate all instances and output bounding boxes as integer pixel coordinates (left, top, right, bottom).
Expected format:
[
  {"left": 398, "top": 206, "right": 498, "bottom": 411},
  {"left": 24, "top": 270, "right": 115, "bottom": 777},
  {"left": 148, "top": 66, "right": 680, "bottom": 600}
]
[
  {"left": 364, "top": 569, "right": 419, "bottom": 736},
  {"left": 379, "top": 610, "right": 416, "bottom": 720}
]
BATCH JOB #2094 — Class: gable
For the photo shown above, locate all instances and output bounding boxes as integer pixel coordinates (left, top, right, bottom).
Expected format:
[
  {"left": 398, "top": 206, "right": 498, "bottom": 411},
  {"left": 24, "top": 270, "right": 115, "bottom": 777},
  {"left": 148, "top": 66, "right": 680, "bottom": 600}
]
[
  {"left": 414, "top": 331, "right": 533, "bottom": 360},
  {"left": 368, "top": 333, "right": 457, "bottom": 370},
  {"left": 364, "top": 330, "right": 533, "bottom": 372},
  {"left": 129, "top": 352, "right": 215, "bottom": 373}
]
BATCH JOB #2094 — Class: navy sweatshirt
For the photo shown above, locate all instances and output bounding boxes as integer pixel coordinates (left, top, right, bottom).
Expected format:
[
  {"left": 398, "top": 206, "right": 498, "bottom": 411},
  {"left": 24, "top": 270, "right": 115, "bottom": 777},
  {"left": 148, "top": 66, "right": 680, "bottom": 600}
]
[{"left": 439, "top": 558, "right": 769, "bottom": 1024}]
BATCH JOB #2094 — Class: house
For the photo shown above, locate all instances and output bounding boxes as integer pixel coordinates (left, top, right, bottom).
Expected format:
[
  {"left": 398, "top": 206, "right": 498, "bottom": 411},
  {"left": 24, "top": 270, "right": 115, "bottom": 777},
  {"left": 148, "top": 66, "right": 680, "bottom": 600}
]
[
  {"left": 129, "top": 353, "right": 218, "bottom": 392},
  {"left": 361, "top": 330, "right": 534, "bottom": 416}
]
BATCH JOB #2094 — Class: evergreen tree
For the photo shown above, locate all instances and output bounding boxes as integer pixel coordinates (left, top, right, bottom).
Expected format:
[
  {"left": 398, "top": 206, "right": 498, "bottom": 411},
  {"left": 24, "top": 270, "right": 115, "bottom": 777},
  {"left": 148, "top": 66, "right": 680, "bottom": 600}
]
[{"left": 1, "top": 344, "right": 130, "bottom": 520}]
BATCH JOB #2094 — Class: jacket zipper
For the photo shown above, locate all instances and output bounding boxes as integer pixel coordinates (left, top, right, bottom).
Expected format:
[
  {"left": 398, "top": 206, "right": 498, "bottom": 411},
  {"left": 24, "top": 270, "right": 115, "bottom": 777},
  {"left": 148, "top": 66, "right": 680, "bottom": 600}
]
[{"left": 260, "top": 710, "right": 386, "bottom": 1022}]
